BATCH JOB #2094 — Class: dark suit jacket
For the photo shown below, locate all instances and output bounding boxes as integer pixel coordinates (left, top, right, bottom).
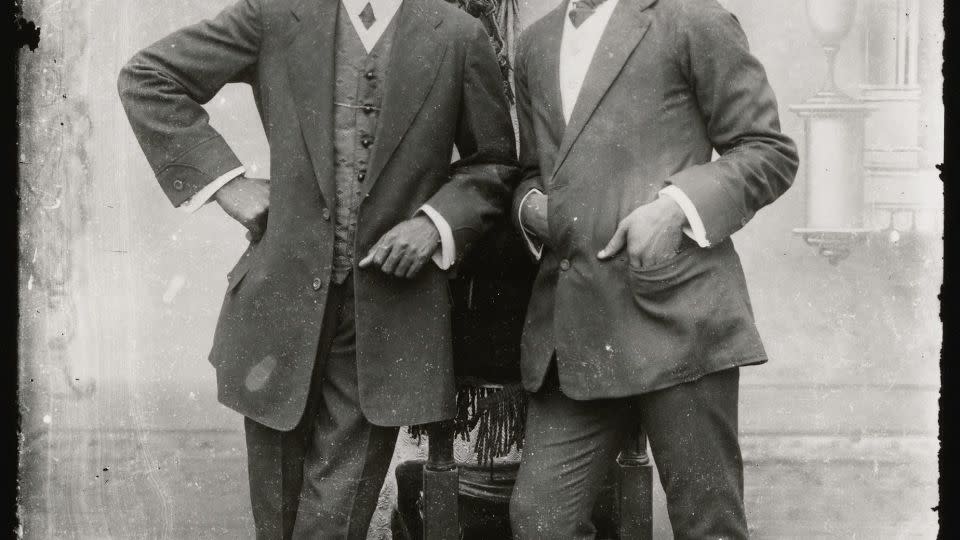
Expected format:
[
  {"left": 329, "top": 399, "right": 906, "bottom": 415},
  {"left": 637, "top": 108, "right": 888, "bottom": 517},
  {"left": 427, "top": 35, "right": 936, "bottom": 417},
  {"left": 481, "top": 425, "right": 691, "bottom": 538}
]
[
  {"left": 118, "top": 0, "right": 518, "bottom": 430},
  {"left": 512, "top": 0, "right": 799, "bottom": 398}
]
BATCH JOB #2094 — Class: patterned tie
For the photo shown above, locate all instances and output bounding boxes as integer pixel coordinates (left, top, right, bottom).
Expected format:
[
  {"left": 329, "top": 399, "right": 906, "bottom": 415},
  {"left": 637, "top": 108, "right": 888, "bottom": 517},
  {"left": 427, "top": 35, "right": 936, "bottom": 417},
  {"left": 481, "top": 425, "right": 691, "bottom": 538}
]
[
  {"left": 568, "top": 0, "right": 607, "bottom": 28},
  {"left": 359, "top": 2, "right": 377, "bottom": 29}
]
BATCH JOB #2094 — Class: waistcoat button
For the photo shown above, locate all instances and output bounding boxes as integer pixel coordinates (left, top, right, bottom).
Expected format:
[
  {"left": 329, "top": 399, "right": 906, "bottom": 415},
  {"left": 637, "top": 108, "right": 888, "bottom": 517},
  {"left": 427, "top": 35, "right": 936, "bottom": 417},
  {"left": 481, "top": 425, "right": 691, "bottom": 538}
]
[
  {"left": 322, "top": 208, "right": 331, "bottom": 221},
  {"left": 312, "top": 278, "right": 323, "bottom": 291},
  {"left": 357, "top": 169, "right": 367, "bottom": 182},
  {"left": 560, "top": 259, "right": 571, "bottom": 271}
]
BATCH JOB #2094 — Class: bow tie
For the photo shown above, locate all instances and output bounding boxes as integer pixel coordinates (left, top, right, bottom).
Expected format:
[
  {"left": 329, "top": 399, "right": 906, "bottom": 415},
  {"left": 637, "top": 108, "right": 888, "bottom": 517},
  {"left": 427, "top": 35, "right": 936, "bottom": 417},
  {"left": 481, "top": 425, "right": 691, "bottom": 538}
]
[{"left": 568, "top": 0, "right": 608, "bottom": 28}]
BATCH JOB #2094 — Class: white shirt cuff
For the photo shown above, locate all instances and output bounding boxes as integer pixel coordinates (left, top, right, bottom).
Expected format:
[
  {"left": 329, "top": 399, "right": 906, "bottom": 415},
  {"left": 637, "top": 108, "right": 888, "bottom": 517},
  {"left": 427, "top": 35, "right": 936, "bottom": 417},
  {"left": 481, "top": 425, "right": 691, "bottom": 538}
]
[
  {"left": 419, "top": 204, "right": 456, "bottom": 270},
  {"left": 178, "top": 166, "right": 246, "bottom": 213},
  {"left": 659, "top": 185, "right": 710, "bottom": 248},
  {"left": 518, "top": 189, "right": 545, "bottom": 261}
]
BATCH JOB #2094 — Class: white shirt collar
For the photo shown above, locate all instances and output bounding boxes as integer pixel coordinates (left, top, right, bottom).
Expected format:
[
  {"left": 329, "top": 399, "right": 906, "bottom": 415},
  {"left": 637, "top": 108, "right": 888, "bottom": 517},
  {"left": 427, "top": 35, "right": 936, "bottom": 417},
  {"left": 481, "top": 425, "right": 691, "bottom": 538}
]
[
  {"left": 341, "top": 0, "right": 404, "bottom": 53},
  {"left": 560, "top": 0, "right": 617, "bottom": 22},
  {"left": 562, "top": 0, "right": 620, "bottom": 33}
]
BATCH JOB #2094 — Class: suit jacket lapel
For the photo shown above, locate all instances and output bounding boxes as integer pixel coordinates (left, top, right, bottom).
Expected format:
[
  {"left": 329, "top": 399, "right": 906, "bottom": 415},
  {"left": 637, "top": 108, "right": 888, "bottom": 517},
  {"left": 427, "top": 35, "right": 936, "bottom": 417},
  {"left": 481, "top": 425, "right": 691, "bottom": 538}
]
[
  {"left": 363, "top": 0, "right": 446, "bottom": 196},
  {"left": 551, "top": 0, "right": 656, "bottom": 178},
  {"left": 286, "top": 0, "right": 339, "bottom": 207},
  {"left": 537, "top": 2, "right": 569, "bottom": 139}
]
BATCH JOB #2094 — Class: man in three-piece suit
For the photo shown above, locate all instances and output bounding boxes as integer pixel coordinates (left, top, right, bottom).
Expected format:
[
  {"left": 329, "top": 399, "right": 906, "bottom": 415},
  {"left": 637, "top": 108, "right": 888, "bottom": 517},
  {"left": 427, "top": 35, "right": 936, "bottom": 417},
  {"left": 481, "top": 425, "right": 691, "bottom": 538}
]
[
  {"left": 118, "top": 0, "right": 517, "bottom": 536},
  {"left": 508, "top": 0, "right": 798, "bottom": 537}
]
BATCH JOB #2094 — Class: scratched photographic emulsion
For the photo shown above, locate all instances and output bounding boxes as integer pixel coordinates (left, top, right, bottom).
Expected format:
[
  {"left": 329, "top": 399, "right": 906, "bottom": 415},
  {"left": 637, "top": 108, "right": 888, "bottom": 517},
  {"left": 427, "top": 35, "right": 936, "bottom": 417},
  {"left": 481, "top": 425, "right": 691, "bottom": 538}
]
[{"left": 16, "top": 0, "right": 943, "bottom": 538}]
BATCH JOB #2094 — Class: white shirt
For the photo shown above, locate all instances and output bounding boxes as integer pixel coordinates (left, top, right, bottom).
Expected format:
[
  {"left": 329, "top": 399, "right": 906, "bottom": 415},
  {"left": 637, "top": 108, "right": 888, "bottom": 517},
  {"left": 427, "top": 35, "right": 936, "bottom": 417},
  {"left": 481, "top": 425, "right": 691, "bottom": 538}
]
[
  {"left": 182, "top": 0, "right": 456, "bottom": 269},
  {"left": 559, "top": 0, "right": 620, "bottom": 123},
  {"left": 341, "top": 0, "right": 403, "bottom": 53},
  {"left": 519, "top": 0, "right": 709, "bottom": 258}
]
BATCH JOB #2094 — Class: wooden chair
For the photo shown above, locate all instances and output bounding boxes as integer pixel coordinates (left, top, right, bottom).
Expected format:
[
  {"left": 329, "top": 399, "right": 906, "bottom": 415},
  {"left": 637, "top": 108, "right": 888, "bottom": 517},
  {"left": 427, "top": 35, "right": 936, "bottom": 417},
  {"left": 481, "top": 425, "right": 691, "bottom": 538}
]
[
  {"left": 616, "top": 424, "right": 654, "bottom": 540},
  {"left": 422, "top": 420, "right": 459, "bottom": 540},
  {"left": 419, "top": 411, "right": 654, "bottom": 539}
]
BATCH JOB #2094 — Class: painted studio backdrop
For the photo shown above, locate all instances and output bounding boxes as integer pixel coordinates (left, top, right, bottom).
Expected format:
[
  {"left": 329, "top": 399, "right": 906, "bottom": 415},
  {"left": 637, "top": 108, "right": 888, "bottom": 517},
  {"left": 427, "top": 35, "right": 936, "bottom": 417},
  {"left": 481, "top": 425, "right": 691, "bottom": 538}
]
[{"left": 18, "top": 0, "right": 942, "bottom": 538}]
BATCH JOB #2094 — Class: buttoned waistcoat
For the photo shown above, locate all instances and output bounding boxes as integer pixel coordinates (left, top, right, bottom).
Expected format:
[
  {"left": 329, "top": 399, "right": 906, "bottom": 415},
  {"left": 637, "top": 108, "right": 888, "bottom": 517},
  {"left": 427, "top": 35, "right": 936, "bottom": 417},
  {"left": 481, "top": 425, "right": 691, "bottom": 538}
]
[{"left": 330, "top": 5, "right": 396, "bottom": 282}]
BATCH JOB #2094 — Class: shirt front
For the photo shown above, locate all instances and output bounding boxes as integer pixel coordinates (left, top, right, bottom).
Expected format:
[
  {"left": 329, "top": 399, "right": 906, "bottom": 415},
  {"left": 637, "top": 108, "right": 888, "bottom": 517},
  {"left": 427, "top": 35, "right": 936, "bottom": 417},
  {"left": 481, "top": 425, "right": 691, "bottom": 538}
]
[
  {"left": 341, "top": 0, "right": 404, "bottom": 53},
  {"left": 558, "top": 0, "right": 621, "bottom": 123}
]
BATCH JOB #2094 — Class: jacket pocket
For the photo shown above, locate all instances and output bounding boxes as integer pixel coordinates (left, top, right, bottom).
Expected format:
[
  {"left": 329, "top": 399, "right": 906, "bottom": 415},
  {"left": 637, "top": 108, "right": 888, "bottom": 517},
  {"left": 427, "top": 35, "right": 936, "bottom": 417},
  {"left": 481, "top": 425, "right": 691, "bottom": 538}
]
[
  {"left": 626, "top": 240, "right": 752, "bottom": 347},
  {"left": 226, "top": 243, "right": 258, "bottom": 292},
  {"left": 626, "top": 243, "right": 702, "bottom": 298}
]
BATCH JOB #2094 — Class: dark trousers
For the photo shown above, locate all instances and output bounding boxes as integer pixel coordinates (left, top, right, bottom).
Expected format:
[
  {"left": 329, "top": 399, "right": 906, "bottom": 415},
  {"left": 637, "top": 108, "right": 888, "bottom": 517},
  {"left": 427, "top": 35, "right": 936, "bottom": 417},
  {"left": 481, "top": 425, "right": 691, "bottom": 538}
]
[
  {"left": 243, "top": 274, "right": 400, "bottom": 539},
  {"left": 391, "top": 460, "right": 620, "bottom": 540},
  {"left": 510, "top": 363, "right": 747, "bottom": 540}
]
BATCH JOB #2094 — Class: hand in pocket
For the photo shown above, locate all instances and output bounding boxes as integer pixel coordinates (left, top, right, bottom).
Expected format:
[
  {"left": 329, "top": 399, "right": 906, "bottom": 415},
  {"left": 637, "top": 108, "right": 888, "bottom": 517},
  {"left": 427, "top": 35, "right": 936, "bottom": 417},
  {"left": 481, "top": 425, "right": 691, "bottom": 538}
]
[{"left": 596, "top": 196, "right": 686, "bottom": 269}]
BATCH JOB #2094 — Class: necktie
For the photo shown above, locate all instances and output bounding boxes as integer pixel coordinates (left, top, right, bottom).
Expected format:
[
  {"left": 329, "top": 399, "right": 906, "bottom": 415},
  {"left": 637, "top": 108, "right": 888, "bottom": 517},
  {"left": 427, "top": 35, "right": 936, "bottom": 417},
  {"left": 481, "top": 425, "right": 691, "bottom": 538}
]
[
  {"left": 359, "top": 2, "right": 377, "bottom": 29},
  {"left": 568, "top": 0, "right": 607, "bottom": 28}
]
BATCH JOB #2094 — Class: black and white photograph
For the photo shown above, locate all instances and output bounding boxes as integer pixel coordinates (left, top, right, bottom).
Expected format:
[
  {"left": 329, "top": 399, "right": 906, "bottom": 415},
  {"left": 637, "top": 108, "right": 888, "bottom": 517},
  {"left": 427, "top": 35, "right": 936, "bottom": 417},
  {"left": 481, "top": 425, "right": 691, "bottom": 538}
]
[{"left": 15, "top": 0, "right": 943, "bottom": 538}]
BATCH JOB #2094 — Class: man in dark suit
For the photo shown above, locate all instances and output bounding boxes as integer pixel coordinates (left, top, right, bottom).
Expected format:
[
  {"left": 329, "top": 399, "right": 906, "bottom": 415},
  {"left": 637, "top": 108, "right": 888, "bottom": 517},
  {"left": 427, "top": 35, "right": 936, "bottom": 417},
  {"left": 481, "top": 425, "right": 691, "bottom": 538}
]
[
  {"left": 508, "top": 0, "right": 798, "bottom": 537},
  {"left": 118, "top": 0, "right": 517, "bottom": 537}
]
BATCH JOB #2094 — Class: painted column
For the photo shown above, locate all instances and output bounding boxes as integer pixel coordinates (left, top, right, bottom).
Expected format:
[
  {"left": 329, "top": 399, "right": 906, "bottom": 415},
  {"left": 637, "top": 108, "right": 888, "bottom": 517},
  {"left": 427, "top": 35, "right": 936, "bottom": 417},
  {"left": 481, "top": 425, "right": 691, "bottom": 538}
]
[
  {"left": 791, "top": 0, "right": 874, "bottom": 264},
  {"left": 860, "top": 0, "right": 941, "bottom": 235}
]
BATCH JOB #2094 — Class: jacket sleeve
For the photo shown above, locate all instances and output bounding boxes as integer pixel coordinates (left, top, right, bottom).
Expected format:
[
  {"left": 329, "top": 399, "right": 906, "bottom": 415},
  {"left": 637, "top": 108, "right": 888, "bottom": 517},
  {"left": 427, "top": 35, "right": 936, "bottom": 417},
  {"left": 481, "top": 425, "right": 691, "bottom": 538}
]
[
  {"left": 665, "top": 0, "right": 799, "bottom": 244},
  {"left": 117, "top": 0, "right": 263, "bottom": 207},
  {"left": 510, "top": 30, "right": 547, "bottom": 257},
  {"left": 425, "top": 19, "right": 520, "bottom": 264}
]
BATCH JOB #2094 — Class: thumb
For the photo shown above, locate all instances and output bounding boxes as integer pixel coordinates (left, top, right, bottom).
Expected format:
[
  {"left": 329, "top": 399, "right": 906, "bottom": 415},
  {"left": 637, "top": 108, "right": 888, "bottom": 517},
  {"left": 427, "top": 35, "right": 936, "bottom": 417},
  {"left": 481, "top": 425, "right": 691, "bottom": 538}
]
[
  {"left": 358, "top": 249, "right": 376, "bottom": 268},
  {"left": 598, "top": 224, "right": 627, "bottom": 260}
]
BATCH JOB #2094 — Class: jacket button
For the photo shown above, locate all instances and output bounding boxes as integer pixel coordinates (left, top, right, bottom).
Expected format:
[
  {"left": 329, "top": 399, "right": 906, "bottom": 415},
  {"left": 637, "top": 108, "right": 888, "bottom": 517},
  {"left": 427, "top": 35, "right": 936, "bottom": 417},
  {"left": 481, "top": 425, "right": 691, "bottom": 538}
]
[
  {"left": 312, "top": 278, "right": 323, "bottom": 291},
  {"left": 172, "top": 179, "right": 184, "bottom": 191},
  {"left": 361, "top": 136, "right": 374, "bottom": 148},
  {"left": 322, "top": 208, "right": 331, "bottom": 221},
  {"left": 357, "top": 169, "right": 367, "bottom": 182},
  {"left": 365, "top": 70, "right": 376, "bottom": 80},
  {"left": 560, "top": 259, "right": 571, "bottom": 271}
]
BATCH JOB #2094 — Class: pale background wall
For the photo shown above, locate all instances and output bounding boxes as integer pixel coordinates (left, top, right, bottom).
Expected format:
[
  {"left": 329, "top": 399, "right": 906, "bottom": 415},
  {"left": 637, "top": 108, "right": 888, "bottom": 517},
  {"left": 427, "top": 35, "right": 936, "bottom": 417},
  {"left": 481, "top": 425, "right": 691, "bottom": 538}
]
[{"left": 18, "top": 0, "right": 942, "bottom": 538}]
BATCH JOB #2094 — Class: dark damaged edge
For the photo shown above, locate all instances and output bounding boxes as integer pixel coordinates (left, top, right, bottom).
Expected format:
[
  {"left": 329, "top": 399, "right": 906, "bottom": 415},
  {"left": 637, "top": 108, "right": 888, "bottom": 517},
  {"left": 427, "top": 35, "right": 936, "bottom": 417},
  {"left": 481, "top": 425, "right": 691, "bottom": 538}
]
[
  {"left": 13, "top": 1, "right": 40, "bottom": 51},
  {"left": 5, "top": 0, "right": 32, "bottom": 536}
]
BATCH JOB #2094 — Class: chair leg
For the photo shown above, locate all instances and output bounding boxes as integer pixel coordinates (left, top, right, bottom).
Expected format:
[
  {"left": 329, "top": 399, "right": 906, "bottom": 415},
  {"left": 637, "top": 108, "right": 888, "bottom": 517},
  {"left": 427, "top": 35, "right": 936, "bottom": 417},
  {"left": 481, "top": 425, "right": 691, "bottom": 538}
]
[
  {"left": 617, "top": 425, "right": 653, "bottom": 540},
  {"left": 422, "top": 421, "right": 459, "bottom": 540}
]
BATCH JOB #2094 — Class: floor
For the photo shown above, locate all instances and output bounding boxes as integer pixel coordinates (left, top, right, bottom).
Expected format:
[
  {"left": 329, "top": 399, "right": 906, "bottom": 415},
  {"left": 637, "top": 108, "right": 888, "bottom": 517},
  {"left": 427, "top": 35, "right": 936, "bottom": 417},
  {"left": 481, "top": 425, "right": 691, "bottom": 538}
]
[{"left": 19, "top": 429, "right": 938, "bottom": 539}]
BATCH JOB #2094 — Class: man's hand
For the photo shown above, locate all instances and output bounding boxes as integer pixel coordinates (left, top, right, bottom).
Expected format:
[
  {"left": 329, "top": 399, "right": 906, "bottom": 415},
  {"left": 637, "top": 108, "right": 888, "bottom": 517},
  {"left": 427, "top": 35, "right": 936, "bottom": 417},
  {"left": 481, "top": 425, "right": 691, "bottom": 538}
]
[
  {"left": 597, "top": 197, "right": 687, "bottom": 268},
  {"left": 358, "top": 216, "right": 441, "bottom": 279},
  {"left": 214, "top": 175, "right": 270, "bottom": 241},
  {"left": 520, "top": 191, "right": 549, "bottom": 243}
]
